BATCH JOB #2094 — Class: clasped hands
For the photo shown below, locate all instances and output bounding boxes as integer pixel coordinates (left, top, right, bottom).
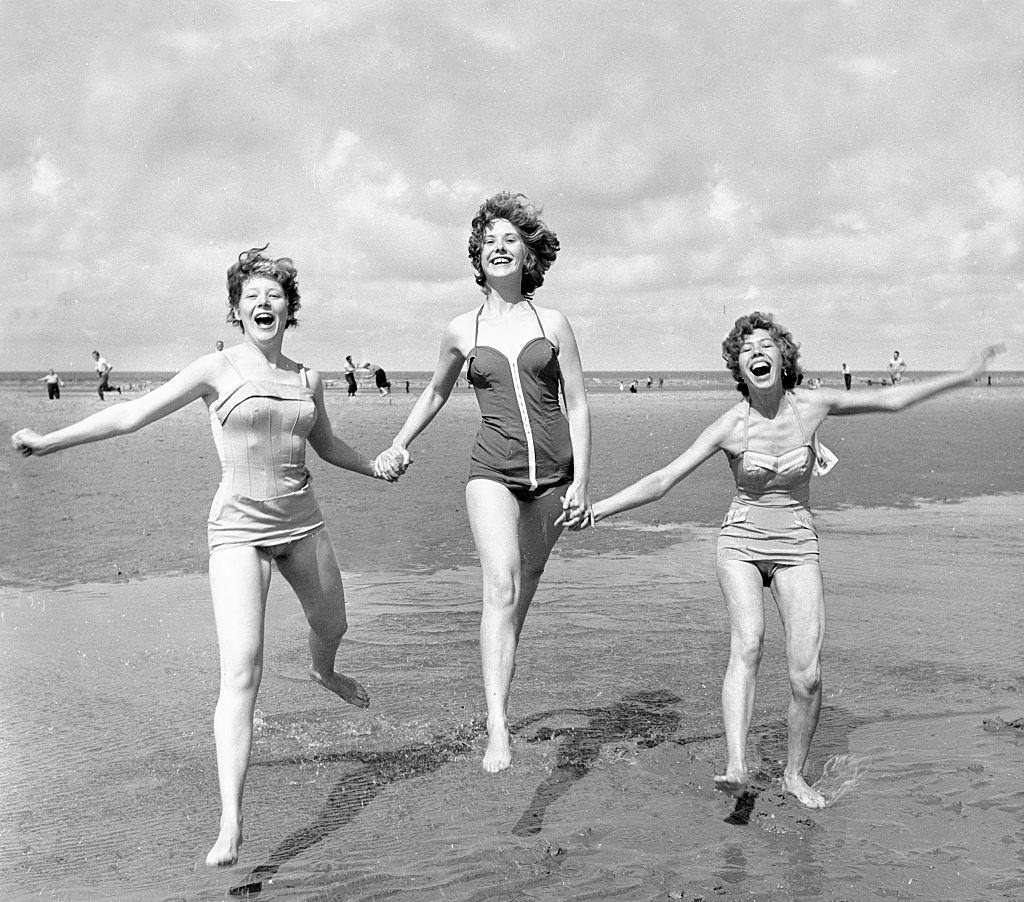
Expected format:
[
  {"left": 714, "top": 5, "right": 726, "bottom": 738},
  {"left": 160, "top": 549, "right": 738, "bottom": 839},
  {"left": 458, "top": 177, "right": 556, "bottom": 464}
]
[
  {"left": 373, "top": 445, "right": 411, "bottom": 482},
  {"left": 555, "top": 487, "right": 595, "bottom": 531}
]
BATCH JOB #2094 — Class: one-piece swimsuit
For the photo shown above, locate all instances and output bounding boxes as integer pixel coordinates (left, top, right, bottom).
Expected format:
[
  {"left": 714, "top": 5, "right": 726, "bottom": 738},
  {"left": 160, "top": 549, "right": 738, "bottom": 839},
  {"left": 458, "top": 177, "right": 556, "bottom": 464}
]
[
  {"left": 717, "top": 392, "right": 819, "bottom": 583},
  {"left": 466, "top": 302, "right": 573, "bottom": 501},
  {"left": 207, "top": 354, "right": 324, "bottom": 552}
]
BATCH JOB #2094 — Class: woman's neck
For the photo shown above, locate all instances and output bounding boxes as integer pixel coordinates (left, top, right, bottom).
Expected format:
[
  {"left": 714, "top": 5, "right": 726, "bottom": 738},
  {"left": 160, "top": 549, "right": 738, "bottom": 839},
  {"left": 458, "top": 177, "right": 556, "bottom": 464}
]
[
  {"left": 746, "top": 384, "right": 786, "bottom": 419},
  {"left": 239, "top": 334, "right": 286, "bottom": 369},
  {"left": 484, "top": 277, "right": 526, "bottom": 310}
]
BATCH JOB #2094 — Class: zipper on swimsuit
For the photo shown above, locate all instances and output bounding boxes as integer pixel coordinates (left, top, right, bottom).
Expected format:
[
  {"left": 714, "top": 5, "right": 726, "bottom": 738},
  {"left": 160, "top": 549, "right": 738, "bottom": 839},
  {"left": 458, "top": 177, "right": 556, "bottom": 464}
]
[{"left": 507, "top": 358, "right": 538, "bottom": 490}]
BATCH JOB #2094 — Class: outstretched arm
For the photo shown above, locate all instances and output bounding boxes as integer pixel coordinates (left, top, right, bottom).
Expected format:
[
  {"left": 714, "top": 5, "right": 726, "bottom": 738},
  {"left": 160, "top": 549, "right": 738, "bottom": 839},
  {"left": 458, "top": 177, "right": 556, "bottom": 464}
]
[
  {"left": 12, "top": 357, "right": 216, "bottom": 457},
  {"left": 578, "top": 415, "right": 730, "bottom": 528},
  {"left": 306, "top": 370, "right": 390, "bottom": 480},
  {"left": 819, "top": 344, "right": 1005, "bottom": 417},
  {"left": 375, "top": 318, "right": 467, "bottom": 478}
]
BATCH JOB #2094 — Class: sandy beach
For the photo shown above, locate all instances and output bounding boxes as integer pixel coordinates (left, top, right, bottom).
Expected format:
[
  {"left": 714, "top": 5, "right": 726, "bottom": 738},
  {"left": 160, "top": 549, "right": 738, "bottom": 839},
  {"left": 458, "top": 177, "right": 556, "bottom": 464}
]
[{"left": 2, "top": 386, "right": 1023, "bottom": 901}]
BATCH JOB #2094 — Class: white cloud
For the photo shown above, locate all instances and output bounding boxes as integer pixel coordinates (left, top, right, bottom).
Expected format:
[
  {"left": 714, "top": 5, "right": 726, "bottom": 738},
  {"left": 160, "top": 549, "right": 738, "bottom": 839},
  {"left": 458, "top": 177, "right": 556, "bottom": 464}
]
[{"left": 30, "top": 155, "right": 63, "bottom": 201}]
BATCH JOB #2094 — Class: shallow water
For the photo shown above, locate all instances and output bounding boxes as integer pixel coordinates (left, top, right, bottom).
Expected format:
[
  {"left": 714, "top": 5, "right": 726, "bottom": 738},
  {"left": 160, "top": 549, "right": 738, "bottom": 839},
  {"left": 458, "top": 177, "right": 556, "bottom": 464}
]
[{"left": 2, "top": 497, "right": 1022, "bottom": 901}]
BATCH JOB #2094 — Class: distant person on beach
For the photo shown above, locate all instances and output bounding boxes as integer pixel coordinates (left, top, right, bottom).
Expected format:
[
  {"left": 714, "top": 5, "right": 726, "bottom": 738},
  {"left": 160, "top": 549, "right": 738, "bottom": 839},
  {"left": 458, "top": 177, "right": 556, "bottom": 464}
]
[
  {"left": 646, "top": 376, "right": 653, "bottom": 389},
  {"left": 91, "top": 350, "right": 121, "bottom": 400},
  {"left": 658, "top": 377, "right": 664, "bottom": 389},
  {"left": 619, "top": 380, "right": 625, "bottom": 391},
  {"left": 344, "top": 355, "right": 358, "bottom": 397},
  {"left": 569, "top": 311, "right": 1003, "bottom": 809},
  {"left": 405, "top": 379, "right": 410, "bottom": 393},
  {"left": 215, "top": 340, "right": 224, "bottom": 351},
  {"left": 887, "top": 350, "right": 907, "bottom": 385},
  {"left": 374, "top": 191, "right": 592, "bottom": 773},
  {"left": 39, "top": 369, "right": 64, "bottom": 399},
  {"left": 371, "top": 364, "right": 391, "bottom": 397},
  {"left": 841, "top": 362, "right": 851, "bottom": 390},
  {"left": 629, "top": 380, "right": 638, "bottom": 394},
  {"left": 13, "top": 246, "right": 399, "bottom": 868}
]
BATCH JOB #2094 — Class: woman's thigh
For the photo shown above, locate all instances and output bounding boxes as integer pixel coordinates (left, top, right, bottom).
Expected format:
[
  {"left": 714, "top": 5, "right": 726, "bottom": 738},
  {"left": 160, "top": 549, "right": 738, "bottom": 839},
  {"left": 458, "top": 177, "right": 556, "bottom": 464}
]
[
  {"left": 716, "top": 559, "right": 768, "bottom": 642},
  {"left": 274, "top": 529, "right": 346, "bottom": 626},
  {"left": 769, "top": 563, "right": 825, "bottom": 667},
  {"left": 209, "top": 545, "right": 273, "bottom": 661}
]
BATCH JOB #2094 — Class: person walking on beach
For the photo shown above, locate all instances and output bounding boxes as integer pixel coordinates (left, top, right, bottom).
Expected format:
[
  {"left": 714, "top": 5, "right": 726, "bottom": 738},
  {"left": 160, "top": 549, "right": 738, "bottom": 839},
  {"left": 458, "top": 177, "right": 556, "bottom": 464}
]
[
  {"left": 841, "top": 362, "right": 851, "bottom": 390},
  {"left": 887, "top": 350, "right": 907, "bottom": 385},
  {"left": 39, "top": 368, "right": 64, "bottom": 399},
  {"left": 568, "top": 311, "right": 1002, "bottom": 809},
  {"left": 375, "top": 191, "right": 592, "bottom": 773},
  {"left": 13, "top": 246, "right": 399, "bottom": 867},
  {"left": 91, "top": 350, "right": 121, "bottom": 400},
  {"left": 344, "top": 355, "right": 358, "bottom": 397}
]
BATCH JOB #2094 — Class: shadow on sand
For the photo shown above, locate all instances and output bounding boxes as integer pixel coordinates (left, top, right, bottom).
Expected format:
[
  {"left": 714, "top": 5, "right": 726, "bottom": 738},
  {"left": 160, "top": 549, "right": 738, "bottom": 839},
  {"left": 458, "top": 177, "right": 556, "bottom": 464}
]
[{"left": 229, "top": 692, "right": 863, "bottom": 894}]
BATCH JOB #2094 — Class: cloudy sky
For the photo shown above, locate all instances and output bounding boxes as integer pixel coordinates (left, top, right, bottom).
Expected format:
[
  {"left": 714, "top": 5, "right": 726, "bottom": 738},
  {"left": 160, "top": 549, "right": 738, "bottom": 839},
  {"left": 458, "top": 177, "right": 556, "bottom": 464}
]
[{"left": 3, "top": 0, "right": 1021, "bottom": 373}]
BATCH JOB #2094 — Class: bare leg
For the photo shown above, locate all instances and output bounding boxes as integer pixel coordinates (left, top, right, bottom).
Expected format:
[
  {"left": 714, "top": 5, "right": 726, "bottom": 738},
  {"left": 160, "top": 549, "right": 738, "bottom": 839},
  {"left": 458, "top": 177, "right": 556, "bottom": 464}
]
[
  {"left": 714, "top": 560, "right": 767, "bottom": 795},
  {"left": 206, "top": 545, "right": 273, "bottom": 866},
  {"left": 466, "top": 480, "right": 563, "bottom": 772},
  {"left": 275, "top": 529, "right": 369, "bottom": 709},
  {"left": 771, "top": 563, "right": 827, "bottom": 808}
]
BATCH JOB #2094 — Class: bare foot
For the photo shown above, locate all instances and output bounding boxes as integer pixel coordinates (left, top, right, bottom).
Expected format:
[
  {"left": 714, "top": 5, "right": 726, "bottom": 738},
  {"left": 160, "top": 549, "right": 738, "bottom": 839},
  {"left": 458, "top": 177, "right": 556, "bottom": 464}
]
[
  {"left": 309, "top": 667, "right": 370, "bottom": 708},
  {"left": 783, "top": 772, "right": 827, "bottom": 809},
  {"left": 482, "top": 724, "right": 512, "bottom": 773},
  {"left": 206, "top": 818, "right": 243, "bottom": 867},
  {"left": 714, "top": 768, "right": 748, "bottom": 797}
]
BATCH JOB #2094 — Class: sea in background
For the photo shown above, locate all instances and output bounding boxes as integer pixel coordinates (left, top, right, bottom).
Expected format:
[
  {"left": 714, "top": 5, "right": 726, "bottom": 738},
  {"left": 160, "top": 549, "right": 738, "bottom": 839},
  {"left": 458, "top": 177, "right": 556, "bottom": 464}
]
[
  {"left": 2, "top": 377, "right": 1023, "bottom": 901},
  {"left": 4, "top": 368, "right": 1024, "bottom": 395}
]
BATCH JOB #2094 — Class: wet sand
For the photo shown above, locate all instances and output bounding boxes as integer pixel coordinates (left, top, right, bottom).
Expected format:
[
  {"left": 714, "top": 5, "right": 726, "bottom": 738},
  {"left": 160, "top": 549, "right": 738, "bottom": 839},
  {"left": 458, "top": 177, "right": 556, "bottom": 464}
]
[{"left": 2, "top": 387, "right": 1023, "bottom": 900}]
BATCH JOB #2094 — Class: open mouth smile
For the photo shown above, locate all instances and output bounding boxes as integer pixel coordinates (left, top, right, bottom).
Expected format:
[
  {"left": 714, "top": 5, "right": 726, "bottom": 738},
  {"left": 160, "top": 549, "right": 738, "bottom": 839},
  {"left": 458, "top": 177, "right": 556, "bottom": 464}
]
[
  {"left": 253, "top": 312, "right": 276, "bottom": 328},
  {"left": 749, "top": 359, "right": 772, "bottom": 377}
]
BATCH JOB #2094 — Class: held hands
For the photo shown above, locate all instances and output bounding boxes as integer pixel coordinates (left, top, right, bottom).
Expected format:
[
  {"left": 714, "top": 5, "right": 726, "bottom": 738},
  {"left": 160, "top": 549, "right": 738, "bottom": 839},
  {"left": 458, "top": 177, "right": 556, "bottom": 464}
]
[
  {"left": 555, "top": 483, "right": 594, "bottom": 531},
  {"left": 11, "top": 428, "right": 45, "bottom": 457},
  {"left": 373, "top": 445, "right": 411, "bottom": 482}
]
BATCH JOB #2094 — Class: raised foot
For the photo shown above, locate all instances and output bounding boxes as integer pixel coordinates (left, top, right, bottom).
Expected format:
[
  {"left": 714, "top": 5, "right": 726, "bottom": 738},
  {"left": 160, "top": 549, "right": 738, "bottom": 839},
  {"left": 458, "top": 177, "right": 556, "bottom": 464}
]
[
  {"left": 310, "top": 668, "right": 370, "bottom": 708},
  {"left": 714, "top": 769, "right": 748, "bottom": 797},
  {"left": 206, "top": 820, "right": 243, "bottom": 867},
  {"left": 482, "top": 725, "right": 512, "bottom": 773},
  {"left": 783, "top": 772, "right": 827, "bottom": 809}
]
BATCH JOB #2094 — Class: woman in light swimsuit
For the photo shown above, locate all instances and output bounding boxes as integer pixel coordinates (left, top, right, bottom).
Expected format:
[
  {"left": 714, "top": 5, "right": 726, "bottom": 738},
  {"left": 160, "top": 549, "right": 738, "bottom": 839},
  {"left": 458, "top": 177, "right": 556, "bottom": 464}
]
[
  {"left": 12, "top": 246, "right": 398, "bottom": 866},
  {"left": 570, "top": 311, "right": 1002, "bottom": 808},
  {"left": 375, "top": 191, "right": 592, "bottom": 772}
]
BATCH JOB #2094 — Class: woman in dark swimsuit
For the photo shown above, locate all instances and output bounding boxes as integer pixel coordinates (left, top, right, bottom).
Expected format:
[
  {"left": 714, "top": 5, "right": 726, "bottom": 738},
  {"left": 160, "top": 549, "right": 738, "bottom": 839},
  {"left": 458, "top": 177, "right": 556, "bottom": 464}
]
[
  {"left": 572, "top": 312, "right": 1002, "bottom": 808},
  {"left": 376, "top": 191, "right": 592, "bottom": 772}
]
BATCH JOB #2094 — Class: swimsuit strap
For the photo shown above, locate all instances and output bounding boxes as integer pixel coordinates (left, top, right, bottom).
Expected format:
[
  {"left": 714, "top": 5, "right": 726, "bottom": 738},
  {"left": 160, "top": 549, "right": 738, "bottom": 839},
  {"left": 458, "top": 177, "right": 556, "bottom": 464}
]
[
  {"left": 525, "top": 300, "right": 547, "bottom": 340},
  {"left": 473, "top": 305, "right": 484, "bottom": 348},
  {"left": 300, "top": 365, "right": 309, "bottom": 388},
  {"left": 741, "top": 401, "right": 751, "bottom": 453},
  {"left": 222, "top": 350, "right": 247, "bottom": 382},
  {"left": 784, "top": 392, "right": 811, "bottom": 445}
]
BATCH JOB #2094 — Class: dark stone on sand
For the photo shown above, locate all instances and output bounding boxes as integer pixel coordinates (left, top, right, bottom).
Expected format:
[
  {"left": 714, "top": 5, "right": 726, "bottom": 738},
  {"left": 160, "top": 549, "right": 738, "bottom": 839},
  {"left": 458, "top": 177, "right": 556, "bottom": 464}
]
[{"left": 981, "top": 716, "right": 1024, "bottom": 735}]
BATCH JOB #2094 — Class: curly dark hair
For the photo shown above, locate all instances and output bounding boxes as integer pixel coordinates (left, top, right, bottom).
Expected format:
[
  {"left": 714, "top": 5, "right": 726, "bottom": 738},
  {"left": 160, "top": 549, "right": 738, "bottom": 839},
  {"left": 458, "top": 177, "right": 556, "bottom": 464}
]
[
  {"left": 468, "top": 192, "right": 560, "bottom": 298},
  {"left": 721, "top": 311, "right": 803, "bottom": 396},
  {"left": 226, "top": 244, "right": 301, "bottom": 330}
]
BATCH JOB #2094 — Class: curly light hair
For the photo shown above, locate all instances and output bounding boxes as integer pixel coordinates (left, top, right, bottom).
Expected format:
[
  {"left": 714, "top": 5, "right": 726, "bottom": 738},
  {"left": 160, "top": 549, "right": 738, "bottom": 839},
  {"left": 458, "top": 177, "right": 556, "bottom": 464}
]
[
  {"left": 226, "top": 245, "right": 301, "bottom": 329},
  {"left": 721, "top": 311, "right": 803, "bottom": 395},
  {"left": 468, "top": 192, "right": 560, "bottom": 298}
]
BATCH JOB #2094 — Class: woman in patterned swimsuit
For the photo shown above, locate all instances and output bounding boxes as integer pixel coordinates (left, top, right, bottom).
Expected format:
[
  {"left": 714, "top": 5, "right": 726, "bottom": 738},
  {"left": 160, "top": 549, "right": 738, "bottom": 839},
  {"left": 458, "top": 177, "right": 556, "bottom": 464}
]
[
  {"left": 573, "top": 311, "right": 1001, "bottom": 809},
  {"left": 12, "top": 247, "right": 396, "bottom": 866},
  {"left": 376, "top": 192, "right": 592, "bottom": 773}
]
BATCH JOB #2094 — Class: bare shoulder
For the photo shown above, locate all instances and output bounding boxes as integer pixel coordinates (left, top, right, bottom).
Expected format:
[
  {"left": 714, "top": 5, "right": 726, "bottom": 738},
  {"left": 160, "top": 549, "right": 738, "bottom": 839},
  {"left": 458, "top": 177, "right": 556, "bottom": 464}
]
[
  {"left": 792, "top": 386, "right": 837, "bottom": 416},
  {"left": 709, "top": 401, "right": 747, "bottom": 452},
  {"left": 443, "top": 308, "right": 479, "bottom": 354},
  {"left": 532, "top": 303, "right": 571, "bottom": 332}
]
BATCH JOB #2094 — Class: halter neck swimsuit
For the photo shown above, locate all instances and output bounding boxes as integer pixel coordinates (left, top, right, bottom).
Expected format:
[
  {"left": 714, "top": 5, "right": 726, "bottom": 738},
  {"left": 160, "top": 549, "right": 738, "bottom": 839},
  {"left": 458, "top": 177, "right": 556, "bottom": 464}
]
[
  {"left": 207, "top": 353, "right": 324, "bottom": 552},
  {"left": 466, "top": 301, "right": 573, "bottom": 501},
  {"left": 717, "top": 392, "right": 819, "bottom": 583}
]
